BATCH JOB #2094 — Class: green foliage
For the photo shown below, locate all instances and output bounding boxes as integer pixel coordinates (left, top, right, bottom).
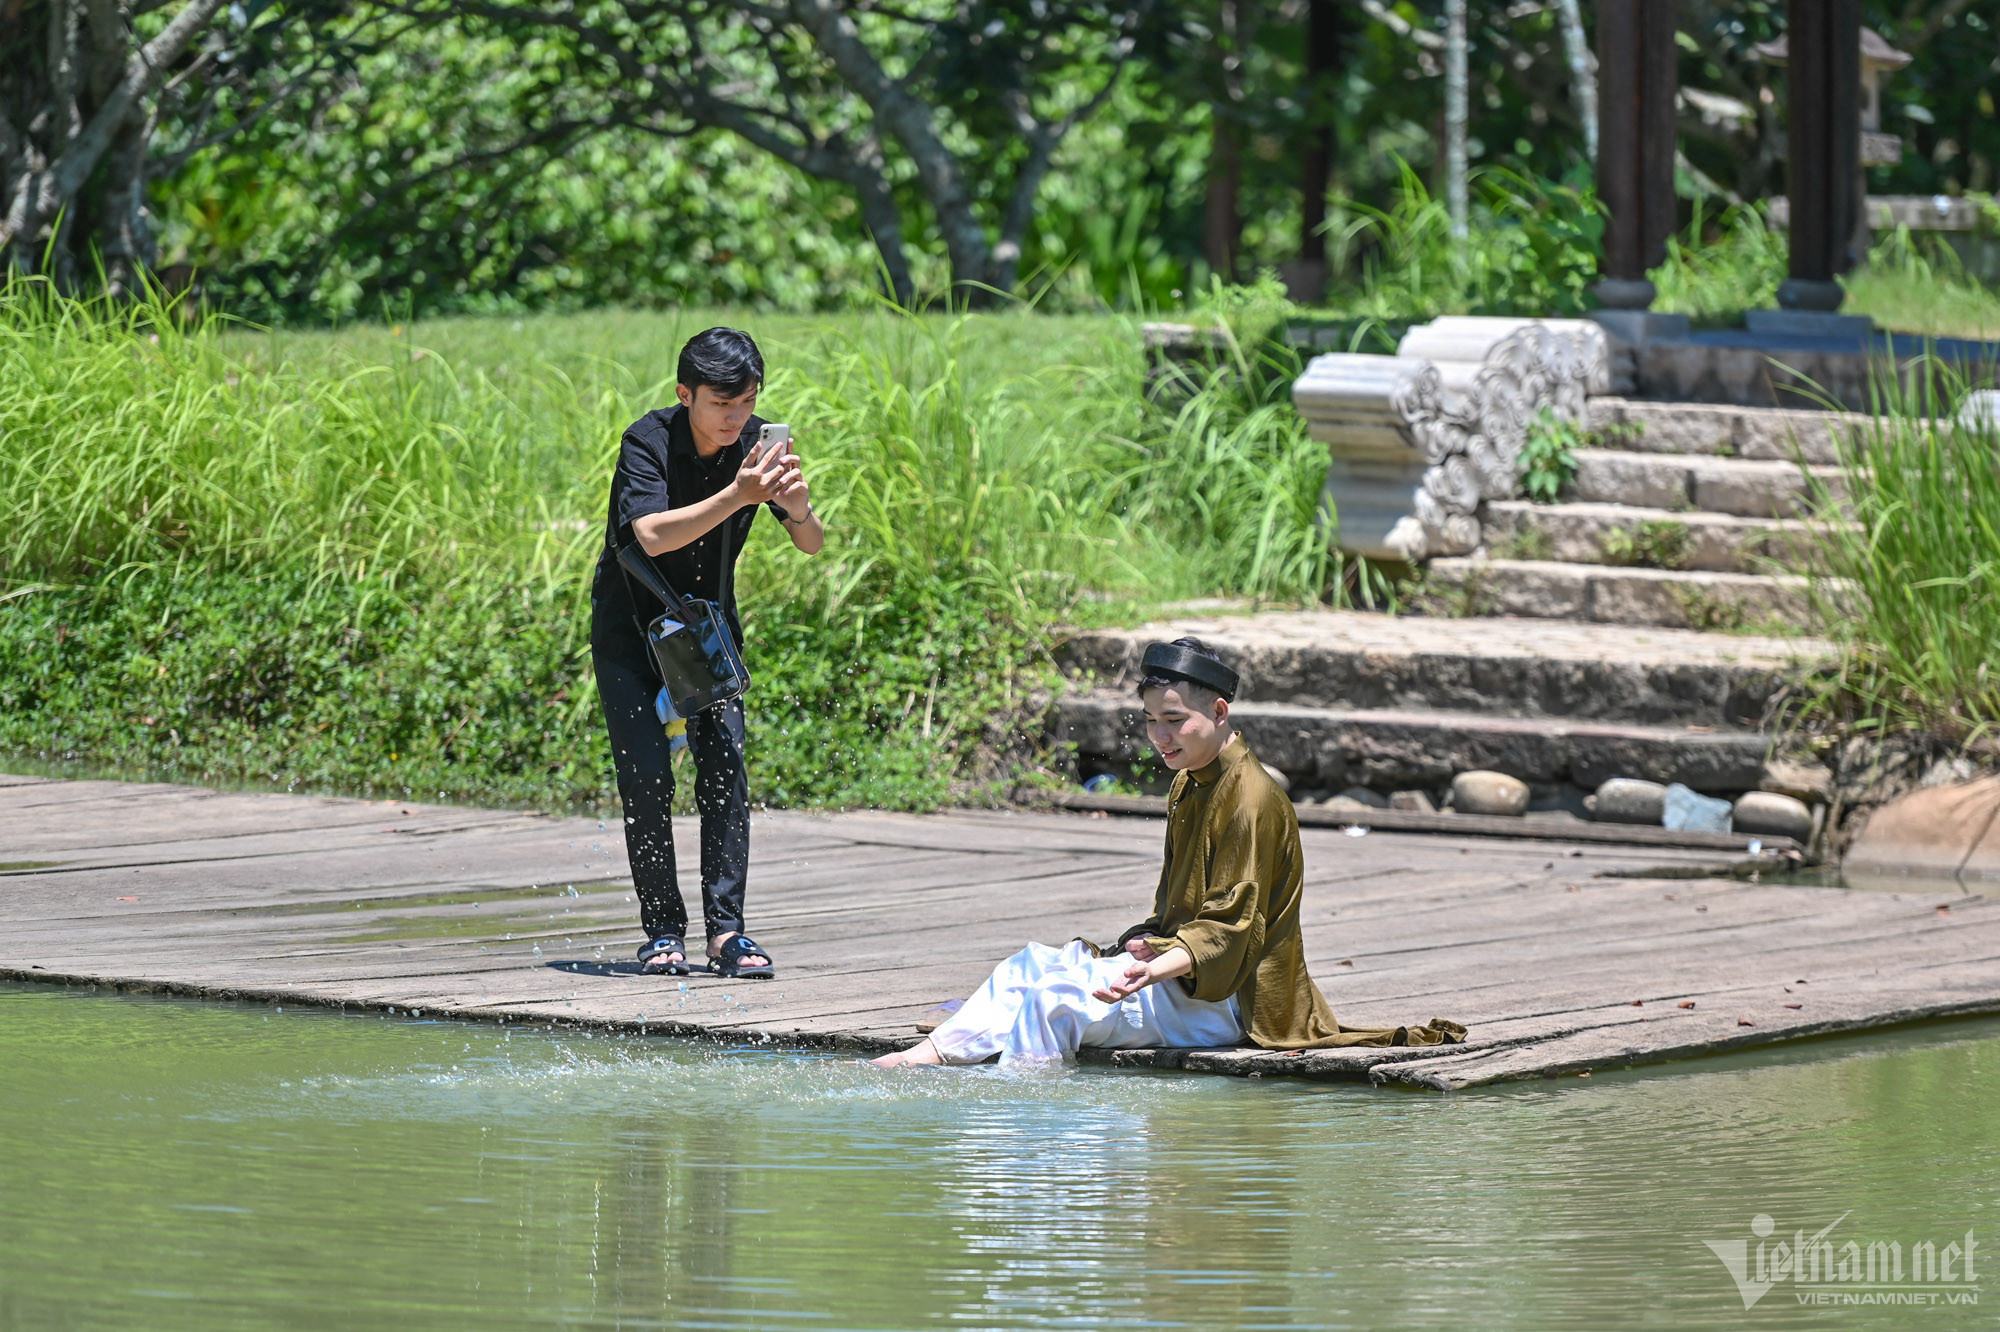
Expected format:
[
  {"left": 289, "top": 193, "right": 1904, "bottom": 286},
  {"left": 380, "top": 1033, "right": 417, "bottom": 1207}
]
[
  {"left": 1189, "top": 270, "right": 1300, "bottom": 351},
  {"left": 1650, "top": 201, "right": 2000, "bottom": 339},
  {"left": 1125, "top": 347, "right": 1333, "bottom": 602},
  {"left": 1517, "top": 407, "right": 1582, "bottom": 504},
  {"left": 0, "top": 286, "right": 1329, "bottom": 809},
  {"left": 162, "top": 22, "right": 891, "bottom": 323},
  {"left": 1843, "top": 219, "right": 2000, "bottom": 341},
  {"left": 1601, "top": 519, "right": 1692, "bottom": 571},
  {"left": 1491, "top": 526, "right": 1554, "bottom": 562},
  {"left": 1667, "top": 585, "right": 1751, "bottom": 634},
  {"left": 1316, "top": 162, "right": 1605, "bottom": 322},
  {"left": 1650, "top": 201, "right": 1787, "bottom": 320},
  {"left": 0, "top": 572, "right": 609, "bottom": 808},
  {"left": 1794, "top": 363, "right": 2000, "bottom": 747}
]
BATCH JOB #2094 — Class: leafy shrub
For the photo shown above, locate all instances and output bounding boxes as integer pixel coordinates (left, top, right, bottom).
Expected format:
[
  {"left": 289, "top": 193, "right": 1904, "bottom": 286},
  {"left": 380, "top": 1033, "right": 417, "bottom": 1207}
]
[
  {"left": 1517, "top": 408, "right": 1582, "bottom": 503},
  {"left": 1601, "top": 519, "right": 1691, "bottom": 570},
  {"left": 1317, "top": 161, "right": 1605, "bottom": 321},
  {"left": 0, "top": 284, "right": 1331, "bottom": 809}
]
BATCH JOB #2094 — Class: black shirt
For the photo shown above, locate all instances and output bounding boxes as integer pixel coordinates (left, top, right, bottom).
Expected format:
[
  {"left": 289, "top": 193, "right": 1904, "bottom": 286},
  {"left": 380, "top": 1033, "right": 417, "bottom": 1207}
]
[{"left": 602, "top": 403, "right": 786, "bottom": 645}]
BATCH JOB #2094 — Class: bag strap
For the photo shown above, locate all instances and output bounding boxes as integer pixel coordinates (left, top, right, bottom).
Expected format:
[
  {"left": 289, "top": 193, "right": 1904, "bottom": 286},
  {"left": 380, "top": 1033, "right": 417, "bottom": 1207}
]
[
  {"left": 616, "top": 542, "right": 695, "bottom": 622},
  {"left": 717, "top": 508, "right": 739, "bottom": 614}
]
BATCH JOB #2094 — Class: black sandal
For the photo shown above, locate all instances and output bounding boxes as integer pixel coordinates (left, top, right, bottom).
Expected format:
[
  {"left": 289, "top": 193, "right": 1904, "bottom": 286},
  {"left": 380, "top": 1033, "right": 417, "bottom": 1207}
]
[
  {"left": 637, "top": 935, "right": 690, "bottom": 976},
  {"left": 709, "top": 934, "right": 775, "bottom": 979}
]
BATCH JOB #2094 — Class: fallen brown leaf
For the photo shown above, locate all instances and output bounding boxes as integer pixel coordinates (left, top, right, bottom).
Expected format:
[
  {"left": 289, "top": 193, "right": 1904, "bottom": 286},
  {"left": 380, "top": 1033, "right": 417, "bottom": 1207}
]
[
  {"left": 1338, "top": 959, "right": 1353, "bottom": 966},
  {"left": 1783, "top": 1003, "right": 1803, "bottom": 1010},
  {"left": 116, "top": 896, "right": 138, "bottom": 902},
  {"left": 1630, "top": 999, "right": 1644, "bottom": 1006},
  {"left": 1738, "top": 1017, "right": 1756, "bottom": 1027},
  {"left": 1677, "top": 1000, "right": 1696, "bottom": 1009}
]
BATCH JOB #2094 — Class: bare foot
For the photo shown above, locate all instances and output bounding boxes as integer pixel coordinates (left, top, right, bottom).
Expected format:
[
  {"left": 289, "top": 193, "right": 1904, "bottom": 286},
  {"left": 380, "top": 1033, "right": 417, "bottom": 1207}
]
[{"left": 870, "top": 1037, "right": 944, "bottom": 1069}]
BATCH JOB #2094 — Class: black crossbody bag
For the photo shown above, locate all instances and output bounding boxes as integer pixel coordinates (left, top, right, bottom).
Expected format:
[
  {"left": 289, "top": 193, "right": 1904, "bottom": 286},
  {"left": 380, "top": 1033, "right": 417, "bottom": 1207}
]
[{"left": 616, "top": 533, "right": 751, "bottom": 716}]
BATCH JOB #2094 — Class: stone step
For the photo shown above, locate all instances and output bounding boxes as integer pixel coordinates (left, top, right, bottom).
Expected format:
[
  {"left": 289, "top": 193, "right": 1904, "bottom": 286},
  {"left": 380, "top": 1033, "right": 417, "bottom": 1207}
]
[
  {"left": 1056, "top": 689, "right": 1773, "bottom": 796},
  {"left": 1059, "top": 611, "right": 1828, "bottom": 729},
  {"left": 1570, "top": 448, "right": 1844, "bottom": 518},
  {"left": 1481, "top": 500, "right": 1835, "bottom": 574},
  {"left": 1423, "top": 558, "right": 1819, "bottom": 631},
  {"left": 1586, "top": 396, "right": 1861, "bottom": 466}
]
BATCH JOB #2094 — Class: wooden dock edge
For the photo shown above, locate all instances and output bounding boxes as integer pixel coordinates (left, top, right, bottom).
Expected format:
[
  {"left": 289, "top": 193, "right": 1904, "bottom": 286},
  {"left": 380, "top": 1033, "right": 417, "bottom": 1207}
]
[{"left": 21, "top": 960, "right": 1991, "bottom": 1093}]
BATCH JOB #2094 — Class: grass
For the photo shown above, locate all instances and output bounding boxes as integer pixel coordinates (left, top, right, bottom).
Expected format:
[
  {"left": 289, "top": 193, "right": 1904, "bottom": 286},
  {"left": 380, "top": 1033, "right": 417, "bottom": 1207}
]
[
  {"left": 1651, "top": 202, "right": 2000, "bottom": 340},
  {"left": 0, "top": 283, "right": 1330, "bottom": 811},
  {"left": 1792, "top": 362, "right": 2000, "bottom": 750},
  {"left": 1601, "top": 519, "right": 1691, "bottom": 571},
  {"left": 1289, "top": 179, "right": 2000, "bottom": 341}
]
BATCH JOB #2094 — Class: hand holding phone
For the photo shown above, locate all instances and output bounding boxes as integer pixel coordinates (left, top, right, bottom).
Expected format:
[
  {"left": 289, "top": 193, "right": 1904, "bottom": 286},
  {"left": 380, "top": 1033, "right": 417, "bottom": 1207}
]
[{"left": 737, "top": 423, "right": 800, "bottom": 505}]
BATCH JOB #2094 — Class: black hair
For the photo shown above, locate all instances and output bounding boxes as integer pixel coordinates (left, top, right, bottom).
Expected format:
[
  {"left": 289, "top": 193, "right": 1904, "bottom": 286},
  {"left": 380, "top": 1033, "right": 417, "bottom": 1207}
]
[
  {"left": 676, "top": 326, "right": 764, "bottom": 398},
  {"left": 1136, "top": 636, "right": 1231, "bottom": 704}
]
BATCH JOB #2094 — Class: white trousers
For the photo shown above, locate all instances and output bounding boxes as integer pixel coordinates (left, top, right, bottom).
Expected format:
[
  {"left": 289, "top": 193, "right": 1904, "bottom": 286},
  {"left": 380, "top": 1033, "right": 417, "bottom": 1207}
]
[{"left": 925, "top": 941, "right": 1244, "bottom": 1067}]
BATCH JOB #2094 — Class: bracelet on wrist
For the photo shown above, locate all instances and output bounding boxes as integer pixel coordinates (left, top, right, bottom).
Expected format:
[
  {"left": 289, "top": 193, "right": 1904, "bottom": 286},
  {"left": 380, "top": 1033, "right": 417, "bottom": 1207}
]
[{"left": 781, "top": 503, "right": 814, "bottom": 526}]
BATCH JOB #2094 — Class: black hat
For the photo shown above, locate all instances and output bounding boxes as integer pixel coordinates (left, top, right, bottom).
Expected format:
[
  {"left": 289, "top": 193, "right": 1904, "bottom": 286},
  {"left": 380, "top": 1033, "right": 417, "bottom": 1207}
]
[{"left": 1140, "top": 641, "right": 1240, "bottom": 701}]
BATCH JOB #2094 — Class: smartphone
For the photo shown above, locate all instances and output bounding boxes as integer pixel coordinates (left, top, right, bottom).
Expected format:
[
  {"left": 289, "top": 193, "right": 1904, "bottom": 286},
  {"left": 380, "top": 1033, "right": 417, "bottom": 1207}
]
[{"left": 757, "top": 423, "right": 791, "bottom": 451}]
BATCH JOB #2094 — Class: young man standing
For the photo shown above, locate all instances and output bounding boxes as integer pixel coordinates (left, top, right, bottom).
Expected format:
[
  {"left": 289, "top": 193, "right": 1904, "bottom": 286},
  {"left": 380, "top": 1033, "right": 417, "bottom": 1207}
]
[{"left": 592, "top": 327, "right": 823, "bottom": 979}]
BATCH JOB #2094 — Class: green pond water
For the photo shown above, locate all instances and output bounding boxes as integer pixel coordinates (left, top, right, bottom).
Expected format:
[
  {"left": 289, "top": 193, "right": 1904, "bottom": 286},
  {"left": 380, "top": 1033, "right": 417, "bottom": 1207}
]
[{"left": 3, "top": 983, "right": 1995, "bottom": 1330}]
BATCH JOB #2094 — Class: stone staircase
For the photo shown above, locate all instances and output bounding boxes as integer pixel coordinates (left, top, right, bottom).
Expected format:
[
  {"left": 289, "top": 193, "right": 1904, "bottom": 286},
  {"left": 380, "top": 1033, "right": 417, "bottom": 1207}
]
[
  {"left": 1054, "top": 396, "right": 1842, "bottom": 828},
  {"left": 1423, "top": 396, "right": 1848, "bottom": 632}
]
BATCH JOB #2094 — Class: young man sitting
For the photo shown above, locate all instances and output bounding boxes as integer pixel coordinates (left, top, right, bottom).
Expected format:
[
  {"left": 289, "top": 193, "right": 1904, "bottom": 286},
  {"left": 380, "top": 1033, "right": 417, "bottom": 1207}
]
[{"left": 872, "top": 638, "right": 1466, "bottom": 1068}]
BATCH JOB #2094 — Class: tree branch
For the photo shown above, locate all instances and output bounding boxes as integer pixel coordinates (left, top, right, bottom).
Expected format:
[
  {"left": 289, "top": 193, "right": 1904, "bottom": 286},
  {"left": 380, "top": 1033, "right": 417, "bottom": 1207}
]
[
  {"left": 1360, "top": 0, "right": 1443, "bottom": 51},
  {"left": 785, "top": 0, "right": 988, "bottom": 288},
  {"left": 47, "top": 0, "right": 229, "bottom": 200}
]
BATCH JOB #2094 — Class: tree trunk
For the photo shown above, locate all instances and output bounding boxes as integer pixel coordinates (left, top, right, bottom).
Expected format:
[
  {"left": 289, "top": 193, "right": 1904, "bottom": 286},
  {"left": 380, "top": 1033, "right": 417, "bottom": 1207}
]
[
  {"left": 848, "top": 139, "right": 916, "bottom": 308},
  {"left": 786, "top": 0, "right": 996, "bottom": 303},
  {"left": 0, "top": 0, "right": 230, "bottom": 290},
  {"left": 1203, "top": 0, "right": 1246, "bottom": 283},
  {"left": 1556, "top": 0, "right": 1598, "bottom": 165},
  {"left": 1293, "top": 0, "right": 1346, "bottom": 302},
  {"left": 1443, "top": 0, "right": 1468, "bottom": 236},
  {"left": 1204, "top": 112, "right": 1240, "bottom": 282}
]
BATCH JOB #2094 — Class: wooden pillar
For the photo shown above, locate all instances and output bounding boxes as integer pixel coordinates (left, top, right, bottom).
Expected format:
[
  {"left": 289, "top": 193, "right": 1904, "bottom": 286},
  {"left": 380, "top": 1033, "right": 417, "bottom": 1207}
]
[
  {"left": 1593, "top": 0, "right": 1678, "bottom": 309},
  {"left": 1779, "top": 0, "right": 1861, "bottom": 311}
]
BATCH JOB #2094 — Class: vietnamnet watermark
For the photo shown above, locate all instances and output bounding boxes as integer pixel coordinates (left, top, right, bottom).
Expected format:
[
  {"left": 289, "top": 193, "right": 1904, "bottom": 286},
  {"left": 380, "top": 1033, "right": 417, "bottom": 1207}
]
[{"left": 1705, "top": 1212, "right": 1980, "bottom": 1310}]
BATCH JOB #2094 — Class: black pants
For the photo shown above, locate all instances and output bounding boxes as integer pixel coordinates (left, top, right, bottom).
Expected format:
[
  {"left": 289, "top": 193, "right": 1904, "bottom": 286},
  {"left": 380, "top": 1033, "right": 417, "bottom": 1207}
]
[{"left": 590, "top": 561, "right": 750, "bottom": 945}]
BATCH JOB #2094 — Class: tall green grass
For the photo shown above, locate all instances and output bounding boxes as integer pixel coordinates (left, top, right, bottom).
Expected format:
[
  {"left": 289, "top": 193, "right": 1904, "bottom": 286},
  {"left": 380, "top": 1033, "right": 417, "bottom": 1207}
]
[
  {"left": 1302, "top": 175, "right": 2000, "bottom": 340},
  {"left": 0, "top": 284, "right": 1329, "bottom": 810},
  {"left": 1315, "top": 163, "right": 1605, "bottom": 324},
  {"left": 1795, "top": 363, "right": 2000, "bottom": 747},
  {"left": 1650, "top": 201, "right": 2000, "bottom": 339},
  {"left": 1649, "top": 202, "right": 1787, "bottom": 319}
]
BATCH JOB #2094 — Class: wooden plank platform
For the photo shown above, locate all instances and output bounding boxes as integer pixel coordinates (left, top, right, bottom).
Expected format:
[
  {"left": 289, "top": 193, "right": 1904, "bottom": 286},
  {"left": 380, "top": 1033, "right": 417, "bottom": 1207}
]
[{"left": 3, "top": 771, "right": 1996, "bottom": 1090}]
